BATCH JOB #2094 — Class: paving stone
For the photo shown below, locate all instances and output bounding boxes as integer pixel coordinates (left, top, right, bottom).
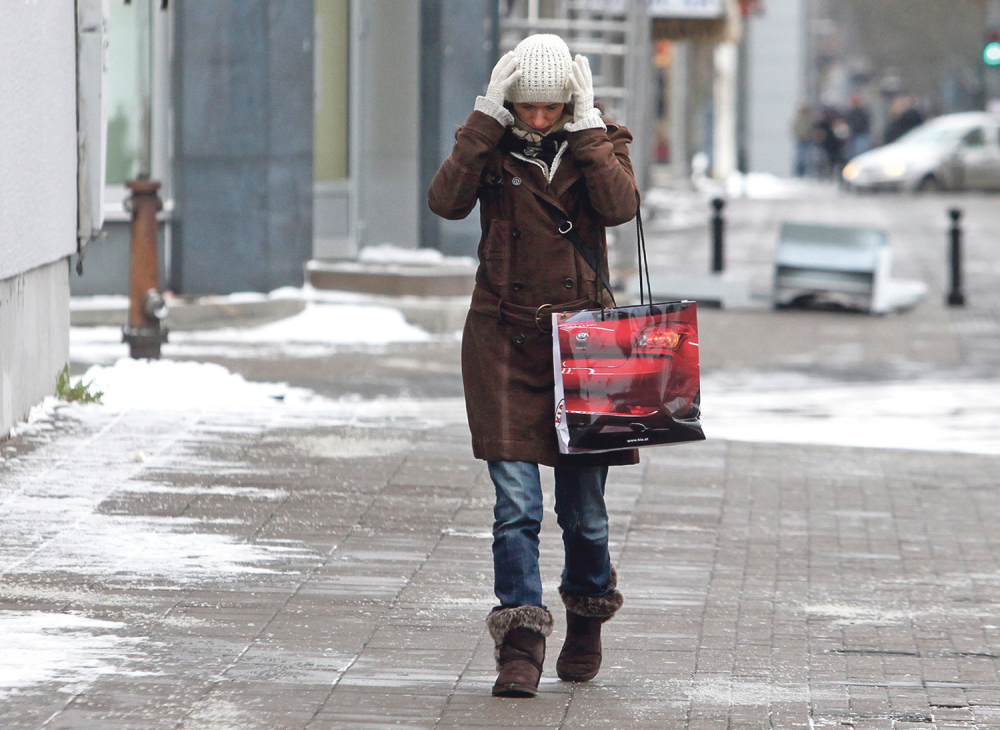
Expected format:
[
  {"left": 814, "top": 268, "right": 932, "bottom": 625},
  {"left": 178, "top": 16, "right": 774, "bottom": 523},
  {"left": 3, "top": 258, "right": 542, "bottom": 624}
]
[{"left": 7, "top": 191, "right": 1000, "bottom": 726}]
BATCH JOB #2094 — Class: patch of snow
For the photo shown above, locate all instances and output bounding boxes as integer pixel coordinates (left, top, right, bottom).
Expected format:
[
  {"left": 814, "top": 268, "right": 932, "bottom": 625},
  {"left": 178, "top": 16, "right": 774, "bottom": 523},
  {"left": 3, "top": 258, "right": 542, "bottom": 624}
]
[
  {"left": 69, "top": 294, "right": 130, "bottom": 311},
  {"left": 70, "top": 302, "right": 434, "bottom": 364},
  {"left": 78, "top": 359, "right": 315, "bottom": 411},
  {"left": 801, "top": 603, "right": 909, "bottom": 625},
  {"left": 64, "top": 360, "right": 467, "bottom": 428},
  {"left": 702, "top": 371, "right": 1000, "bottom": 455},
  {"left": 7, "top": 397, "right": 60, "bottom": 439},
  {"left": 357, "top": 243, "right": 475, "bottom": 268},
  {"left": 171, "top": 303, "right": 430, "bottom": 345},
  {"left": 686, "top": 172, "right": 832, "bottom": 200},
  {"left": 297, "top": 433, "right": 413, "bottom": 459},
  {"left": 0, "top": 611, "right": 144, "bottom": 696},
  {"left": 7, "top": 512, "right": 313, "bottom": 580},
  {"left": 725, "top": 172, "right": 825, "bottom": 199},
  {"left": 642, "top": 189, "right": 707, "bottom": 231},
  {"left": 685, "top": 677, "right": 809, "bottom": 706}
]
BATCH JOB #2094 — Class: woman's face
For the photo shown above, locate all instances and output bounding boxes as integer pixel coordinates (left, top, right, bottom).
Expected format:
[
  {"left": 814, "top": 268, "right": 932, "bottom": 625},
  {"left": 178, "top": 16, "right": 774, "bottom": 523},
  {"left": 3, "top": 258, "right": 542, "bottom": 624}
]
[{"left": 512, "top": 102, "right": 566, "bottom": 134}]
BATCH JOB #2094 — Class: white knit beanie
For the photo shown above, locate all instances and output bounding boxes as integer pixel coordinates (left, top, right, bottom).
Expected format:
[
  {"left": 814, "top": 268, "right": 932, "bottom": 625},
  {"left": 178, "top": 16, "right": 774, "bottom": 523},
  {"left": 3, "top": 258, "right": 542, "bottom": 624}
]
[{"left": 506, "top": 34, "right": 572, "bottom": 104}]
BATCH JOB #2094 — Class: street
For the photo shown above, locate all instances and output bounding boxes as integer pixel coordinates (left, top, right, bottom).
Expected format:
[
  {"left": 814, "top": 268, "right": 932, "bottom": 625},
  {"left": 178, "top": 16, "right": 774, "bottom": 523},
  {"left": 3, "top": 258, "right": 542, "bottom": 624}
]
[{"left": 2, "top": 185, "right": 1000, "bottom": 729}]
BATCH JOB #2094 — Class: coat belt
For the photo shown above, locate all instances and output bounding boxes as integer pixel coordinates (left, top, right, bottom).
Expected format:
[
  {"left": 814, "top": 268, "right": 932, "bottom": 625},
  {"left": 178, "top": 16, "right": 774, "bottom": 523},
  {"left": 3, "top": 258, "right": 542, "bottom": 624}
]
[{"left": 470, "top": 287, "right": 600, "bottom": 333}]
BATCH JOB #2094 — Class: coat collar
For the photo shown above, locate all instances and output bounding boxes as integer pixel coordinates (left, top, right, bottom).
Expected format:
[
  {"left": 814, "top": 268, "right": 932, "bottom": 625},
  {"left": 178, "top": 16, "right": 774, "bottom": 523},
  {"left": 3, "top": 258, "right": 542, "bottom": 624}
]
[
  {"left": 498, "top": 117, "right": 616, "bottom": 212},
  {"left": 502, "top": 155, "right": 575, "bottom": 215}
]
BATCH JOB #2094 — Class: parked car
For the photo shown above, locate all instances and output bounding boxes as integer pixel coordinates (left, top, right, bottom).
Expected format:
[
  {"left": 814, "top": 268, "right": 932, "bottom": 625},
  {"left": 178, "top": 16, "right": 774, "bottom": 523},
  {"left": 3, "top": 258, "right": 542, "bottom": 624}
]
[{"left": 842, "top": 112, "right": 1000, "bottom": 192}]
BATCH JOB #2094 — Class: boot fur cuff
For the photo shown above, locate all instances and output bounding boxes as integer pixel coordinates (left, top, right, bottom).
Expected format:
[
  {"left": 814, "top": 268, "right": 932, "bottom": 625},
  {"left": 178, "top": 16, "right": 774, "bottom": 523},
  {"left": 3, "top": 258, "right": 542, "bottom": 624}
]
[
  {"left": 486, "top": 605, "right": 554, "bottom": 647},
  {"left": 559, "top": 569, "right": 624, "bottom": 621}
]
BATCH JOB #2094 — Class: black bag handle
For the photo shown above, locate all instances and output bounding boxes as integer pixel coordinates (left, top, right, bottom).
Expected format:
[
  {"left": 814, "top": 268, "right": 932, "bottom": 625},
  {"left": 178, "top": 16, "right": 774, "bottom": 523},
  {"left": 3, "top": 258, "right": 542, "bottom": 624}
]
[
  {"left": 532, "top": 191, "right": 652, "bottom": 310},
  {"left": 636, "top": 201, "right": 652, "bottom": 307},
  {"left": 533, "top": 193, "right": 617, "bottom": 308}
]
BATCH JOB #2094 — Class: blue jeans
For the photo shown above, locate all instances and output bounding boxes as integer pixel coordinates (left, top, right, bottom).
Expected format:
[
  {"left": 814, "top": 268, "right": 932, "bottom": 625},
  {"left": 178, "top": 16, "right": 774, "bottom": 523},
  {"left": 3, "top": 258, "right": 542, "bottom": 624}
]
[{"left": 489, "top": 460, "right": 613, "bottom": 609}]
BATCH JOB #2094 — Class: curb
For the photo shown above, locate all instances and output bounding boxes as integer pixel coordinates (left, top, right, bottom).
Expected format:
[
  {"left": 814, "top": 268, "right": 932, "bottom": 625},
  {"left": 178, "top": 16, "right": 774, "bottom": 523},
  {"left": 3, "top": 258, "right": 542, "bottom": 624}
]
[
  {"left": 71, "top": 294, "right": 470, "bottom": 335},
  {"left": 71, "top": 297, "right": 307, "bottom": 331}
]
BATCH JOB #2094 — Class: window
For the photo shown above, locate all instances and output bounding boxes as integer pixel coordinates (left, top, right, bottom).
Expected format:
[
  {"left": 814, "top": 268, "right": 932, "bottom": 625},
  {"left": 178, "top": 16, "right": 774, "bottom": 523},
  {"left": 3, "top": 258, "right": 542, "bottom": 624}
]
[
  {"left": 962, "top": 128, "right": 985, "bottom": 148},
  {"left": 314, "top": 0, "right": 350, "bottom": 181},
  {"left": 106, "top": 1, "right": 141, "bottom": 185}
]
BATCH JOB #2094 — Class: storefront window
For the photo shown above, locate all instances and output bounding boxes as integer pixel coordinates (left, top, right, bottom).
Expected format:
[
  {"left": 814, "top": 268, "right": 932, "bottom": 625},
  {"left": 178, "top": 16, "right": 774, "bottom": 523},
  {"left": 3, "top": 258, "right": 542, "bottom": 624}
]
[{"left": 106, "top": 1, "right": 141, "bottom": 185}]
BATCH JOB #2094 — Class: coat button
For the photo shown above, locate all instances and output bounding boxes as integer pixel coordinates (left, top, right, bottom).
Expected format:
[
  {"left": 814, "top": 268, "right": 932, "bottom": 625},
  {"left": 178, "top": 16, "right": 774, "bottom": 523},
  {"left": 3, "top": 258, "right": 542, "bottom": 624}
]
[
  {"left": 512, "top": 177, "right": 522, "bottom": 186},
  {"left": 514, "top": 333, "right": 526, "bottom": 345},
  {"left": 563, "top": 277, "right": 575, "bottom": 289},
  {"left": 512, "top": 282, "right": 524, "bottom": 291},
  {"left": 512, "top": 228, "right": 521, "bottom": 240}
]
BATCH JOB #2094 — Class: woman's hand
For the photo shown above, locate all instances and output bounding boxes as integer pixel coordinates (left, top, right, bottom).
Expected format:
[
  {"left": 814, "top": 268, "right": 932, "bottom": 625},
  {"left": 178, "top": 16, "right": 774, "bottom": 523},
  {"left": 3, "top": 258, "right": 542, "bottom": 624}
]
[
  {"left": 484, "top": 51, "right": 522, "bottom": 108},
  {"left": 568, "top": 54, "right": 598, "bottom": 123}
]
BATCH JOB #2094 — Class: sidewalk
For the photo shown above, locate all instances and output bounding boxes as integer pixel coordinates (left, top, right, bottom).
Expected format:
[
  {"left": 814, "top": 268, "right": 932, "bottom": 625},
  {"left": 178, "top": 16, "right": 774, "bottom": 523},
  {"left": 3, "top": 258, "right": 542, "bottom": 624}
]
[
  {"left": 6, "top": 186, "right": 999, "bottom": 728},
  {"left": 3, "top": 390, "right": 1000, "bottom": 729}
]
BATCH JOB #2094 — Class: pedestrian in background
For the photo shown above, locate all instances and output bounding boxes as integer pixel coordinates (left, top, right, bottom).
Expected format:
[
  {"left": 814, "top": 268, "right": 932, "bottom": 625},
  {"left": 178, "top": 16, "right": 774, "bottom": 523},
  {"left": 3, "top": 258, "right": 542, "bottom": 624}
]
[
  {"left": 793, "top": 103, "right": 818, "bottom": 177},
  {"left": 845, "top": 94, "right": 872, "bottom": 160},
  {"left": 816, "top": 106, "right": 848, "bottom": 178},
  {"left": 884, "top": 95, "right": 925, "bottom": 144},
  {"left": 428, "top": 34, "right": 636, "bottom": 698}
]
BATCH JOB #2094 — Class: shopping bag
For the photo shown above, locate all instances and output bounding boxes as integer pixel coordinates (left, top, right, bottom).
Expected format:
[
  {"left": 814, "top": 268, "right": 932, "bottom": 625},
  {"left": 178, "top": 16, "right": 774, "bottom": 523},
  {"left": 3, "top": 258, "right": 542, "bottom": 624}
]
[{"left": 553, "top": 300, "right": 705, "bottom": 454}]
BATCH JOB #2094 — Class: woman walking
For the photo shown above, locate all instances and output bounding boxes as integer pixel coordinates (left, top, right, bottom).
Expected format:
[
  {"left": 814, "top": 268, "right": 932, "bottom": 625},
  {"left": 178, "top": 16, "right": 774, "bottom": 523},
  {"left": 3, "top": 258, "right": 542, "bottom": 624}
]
[{"left": 428, "top": 34, "right": 639, "bottom": 698}]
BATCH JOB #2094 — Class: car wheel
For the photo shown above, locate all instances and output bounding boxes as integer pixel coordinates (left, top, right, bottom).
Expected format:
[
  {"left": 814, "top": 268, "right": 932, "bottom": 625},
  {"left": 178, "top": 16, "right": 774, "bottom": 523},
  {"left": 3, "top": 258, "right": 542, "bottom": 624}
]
[{"left": 916, "top": 175, "right": 943, "bottom": 192}]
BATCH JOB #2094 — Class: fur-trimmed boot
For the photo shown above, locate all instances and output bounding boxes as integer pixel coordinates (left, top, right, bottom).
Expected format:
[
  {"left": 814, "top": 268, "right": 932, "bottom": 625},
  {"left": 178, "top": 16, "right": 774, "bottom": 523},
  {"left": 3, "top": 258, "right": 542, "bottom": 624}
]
[
  {"left": 487, "top": 606, "right": 554, "bottom": 698},
  {"left": 556, "top": 575, "right": 624, "bottom": 682}
]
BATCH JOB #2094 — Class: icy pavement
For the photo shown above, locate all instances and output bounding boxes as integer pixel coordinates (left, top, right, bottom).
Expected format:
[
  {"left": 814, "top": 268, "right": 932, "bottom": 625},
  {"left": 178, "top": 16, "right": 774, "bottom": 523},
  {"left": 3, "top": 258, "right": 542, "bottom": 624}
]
[
  {"left": 59, "top": 352, "right": 1000, "bottom": 456},
  {"left": 3, "top": 371, "right": 1000, "bottom": 727},
  {"left": 702, "top": 370, "right": 1000, "bottom": 456},
  {"left": 0, "top": 368, "right": 463, "bottom": 721},
  {"left": 10, "top": 187, "right": 1000, "bottom": 726}
]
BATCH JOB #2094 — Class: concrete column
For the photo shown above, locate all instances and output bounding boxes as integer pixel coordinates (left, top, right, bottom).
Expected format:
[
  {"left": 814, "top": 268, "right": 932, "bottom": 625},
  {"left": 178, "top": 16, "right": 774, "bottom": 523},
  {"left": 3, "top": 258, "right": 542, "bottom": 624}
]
[
  {"left": 624, "top": 0, "right": 654, "bottom": 192},
  {"left": 418, "top": 0, "right": 498, "bottom": 256},
  {"left": 669, "top": 40, "right": 692, "bottom": 179},
  {"left": 172, "top": 1, "right": 315, "bottom": 294},
  {"left": 746, "top": 0, "right": 806, "bottom": 175},
  {"left": 713, "top": 41, "right": 738, "bottom": 180},
  {"left": 352, "top": 1, "right": 420, "bottom": 254}
]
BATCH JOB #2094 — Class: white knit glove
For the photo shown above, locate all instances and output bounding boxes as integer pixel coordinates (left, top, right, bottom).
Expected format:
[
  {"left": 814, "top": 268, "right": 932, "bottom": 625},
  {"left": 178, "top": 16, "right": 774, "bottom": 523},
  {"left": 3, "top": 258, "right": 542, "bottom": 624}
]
[
  {"left": 486, "top": 51, "right": 521, "bottom": 106},
  {"left": 566, "top": 53, "right": 606, "bottom": 132},
  {"left": 474, "top": 51, "right": 520, "bottom": 127}
]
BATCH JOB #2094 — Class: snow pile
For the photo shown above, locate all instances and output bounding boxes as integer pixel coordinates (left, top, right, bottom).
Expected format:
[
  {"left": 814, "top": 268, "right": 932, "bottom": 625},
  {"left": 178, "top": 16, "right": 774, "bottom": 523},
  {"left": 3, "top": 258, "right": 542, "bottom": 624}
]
[
  {"left": 71, "top": 301, "right": 435, "bottom": 364},
  {"left": 77, "top": 359, "right": 312, "bottom": 411},
  {"left": 0, "top": 612, "right": 143, "bottom": 696},
  {"left": 63, "top": 359, "right": 468, "bottom": 426},
  {"left": 171, "top": 302, "right": 431, "bottom": 345},
  {"left": 6, "top": 397, "right": 60, "bottom": 439}
]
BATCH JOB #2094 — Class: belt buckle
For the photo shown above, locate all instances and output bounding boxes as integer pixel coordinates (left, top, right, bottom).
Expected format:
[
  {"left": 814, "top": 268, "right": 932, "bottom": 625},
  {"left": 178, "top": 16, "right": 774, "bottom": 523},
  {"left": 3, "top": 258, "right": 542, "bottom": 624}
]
[{"left": 535, "top": 303, "right": 554, "bottom": 332}]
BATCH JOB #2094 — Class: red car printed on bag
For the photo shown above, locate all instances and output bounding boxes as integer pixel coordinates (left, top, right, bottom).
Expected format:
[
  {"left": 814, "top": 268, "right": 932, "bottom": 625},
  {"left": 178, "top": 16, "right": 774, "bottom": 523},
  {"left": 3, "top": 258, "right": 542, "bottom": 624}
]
[{"left": 553, "top": 301, "right": 704, "bottom": 453}]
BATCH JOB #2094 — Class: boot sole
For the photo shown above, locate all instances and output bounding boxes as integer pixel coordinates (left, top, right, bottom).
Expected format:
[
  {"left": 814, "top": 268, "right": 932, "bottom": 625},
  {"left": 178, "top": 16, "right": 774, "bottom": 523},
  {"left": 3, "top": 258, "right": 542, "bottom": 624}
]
[
  {"left": 492, "top": 682, "right": 538, "bottom": 698},
  {"left": 557, "top": 670, "right": 599, "bottom": 682},
  {"left": 557, "top": 658, "right": 601, "bottom": 682}
]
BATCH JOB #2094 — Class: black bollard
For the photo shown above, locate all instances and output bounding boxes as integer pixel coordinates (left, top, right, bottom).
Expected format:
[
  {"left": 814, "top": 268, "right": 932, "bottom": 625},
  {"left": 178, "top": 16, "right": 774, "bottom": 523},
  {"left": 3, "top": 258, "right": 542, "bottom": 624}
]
[
  {"left": 711, "top": 197, "right": 725, "bottom": 273},
  {"left": 947, "top": 208, "right": 966, "bottom": 307}
]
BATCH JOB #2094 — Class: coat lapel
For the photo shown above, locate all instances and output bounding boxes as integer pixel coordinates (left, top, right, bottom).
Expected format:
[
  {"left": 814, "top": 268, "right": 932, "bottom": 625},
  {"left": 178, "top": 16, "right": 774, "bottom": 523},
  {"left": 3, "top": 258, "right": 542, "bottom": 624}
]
[
  {"left": 549, "top": 154, "right": 582, "bottom": 200},
  {"left": 502, "top": 156, "right": 567, "bottom": 214},
  {"left": 502, "top": 152, "right": 583, "bottom": 216}
]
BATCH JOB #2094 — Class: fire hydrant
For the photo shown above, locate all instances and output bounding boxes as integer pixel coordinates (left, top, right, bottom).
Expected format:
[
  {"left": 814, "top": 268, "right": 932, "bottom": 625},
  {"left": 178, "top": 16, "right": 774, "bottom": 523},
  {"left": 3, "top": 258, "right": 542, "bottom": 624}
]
[{"left": 122, "top": 178, "right": 169, "bottom": 359}]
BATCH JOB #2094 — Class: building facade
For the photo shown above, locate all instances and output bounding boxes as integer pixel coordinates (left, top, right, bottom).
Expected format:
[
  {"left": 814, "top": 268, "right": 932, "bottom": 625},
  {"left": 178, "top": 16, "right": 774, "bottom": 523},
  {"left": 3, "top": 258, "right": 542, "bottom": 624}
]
[
  {"left": 745, "top": 0, "right": 808, "bottom": 176},
  {"left": 0, "top": 0, "right": 101, "bottom": 438}
]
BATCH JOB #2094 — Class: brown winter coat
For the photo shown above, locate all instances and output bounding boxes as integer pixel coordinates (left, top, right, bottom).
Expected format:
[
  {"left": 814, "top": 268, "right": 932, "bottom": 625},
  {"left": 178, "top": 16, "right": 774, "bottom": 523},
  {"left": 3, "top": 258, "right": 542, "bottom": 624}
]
[{"left": 428, "top": 110, "right": 640, "bottom": 467}]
